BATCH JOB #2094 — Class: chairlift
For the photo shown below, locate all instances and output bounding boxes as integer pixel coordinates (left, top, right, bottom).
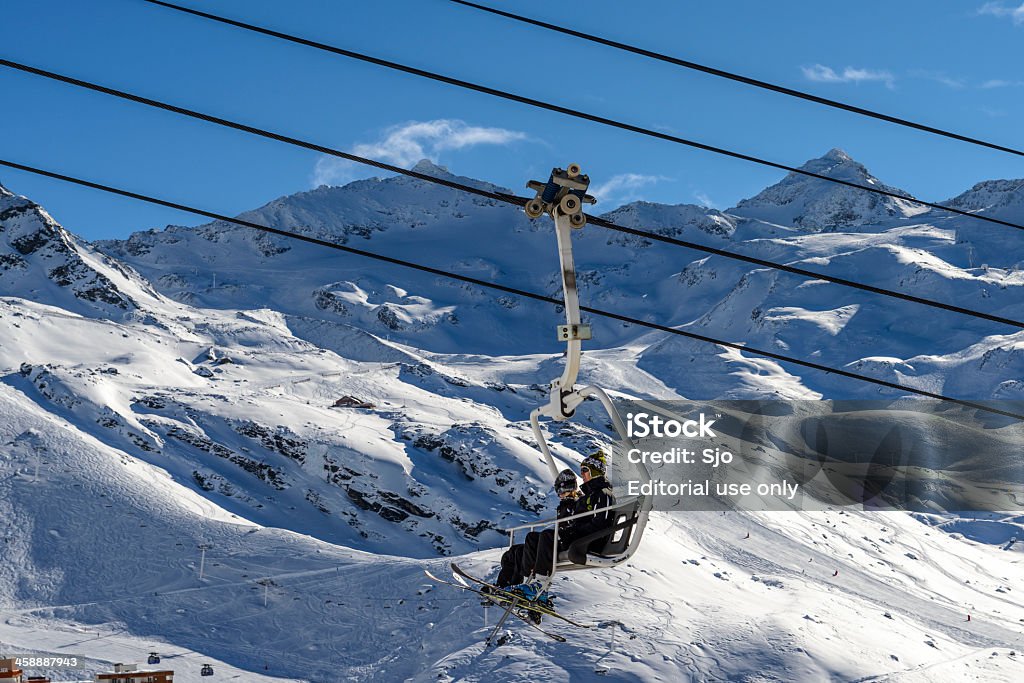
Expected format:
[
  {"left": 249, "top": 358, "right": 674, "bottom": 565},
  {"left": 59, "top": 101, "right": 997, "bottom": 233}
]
[
  {"left": 201, "top": 664, "right": 214, "bottom": 676},
  {"left": 511, "top": 164, "right": 652, "bottom": 581},
  {"left": 147, "top": 652, "right": 161, "bottom": 665}
]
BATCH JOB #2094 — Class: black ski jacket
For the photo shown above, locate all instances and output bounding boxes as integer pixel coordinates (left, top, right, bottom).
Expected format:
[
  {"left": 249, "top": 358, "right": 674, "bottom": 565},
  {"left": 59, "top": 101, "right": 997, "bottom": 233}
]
[
  {"left": 563, "top": 476, "right": 615, "bottom": 550},
  {"left": 556, "top": 495, "right": 579, "bottom": 520},
  {"left": 554, "top": 493, "right": 581, "bottom": 549}
]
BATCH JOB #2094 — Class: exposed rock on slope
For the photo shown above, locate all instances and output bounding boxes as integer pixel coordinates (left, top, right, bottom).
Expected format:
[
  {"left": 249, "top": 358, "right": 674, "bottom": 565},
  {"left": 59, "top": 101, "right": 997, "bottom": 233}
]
[{"left": 1, "top": 184, "right": 141, "bottom": 317}]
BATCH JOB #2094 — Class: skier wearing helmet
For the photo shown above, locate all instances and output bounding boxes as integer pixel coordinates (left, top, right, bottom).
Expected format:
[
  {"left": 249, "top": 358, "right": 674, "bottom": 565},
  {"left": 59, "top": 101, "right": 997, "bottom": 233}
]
[
  {"left": 571, "top": 450, "right": 616, "bottom": 553},
  {"left": 494, "top": 451, "right": 616, "bottom": 586},
  {"left": 487, "top": 453, "right": 617, "bottom": 622},
  {"left": 494, "top": 467, "right": 581, "bottom": 589}
]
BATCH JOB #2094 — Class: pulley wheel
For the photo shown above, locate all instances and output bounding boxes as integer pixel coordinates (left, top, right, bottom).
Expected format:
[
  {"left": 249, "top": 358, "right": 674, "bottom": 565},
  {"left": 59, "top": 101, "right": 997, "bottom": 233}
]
[{"left": 559, "top": 194, "right": 581, "bottom": 214}]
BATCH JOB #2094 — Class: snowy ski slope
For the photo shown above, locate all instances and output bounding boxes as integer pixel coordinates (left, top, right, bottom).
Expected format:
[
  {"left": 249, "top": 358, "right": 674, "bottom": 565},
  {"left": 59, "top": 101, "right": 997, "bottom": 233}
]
[{"left": 2, "top": 152, "right": 1023, "bottom": 681}]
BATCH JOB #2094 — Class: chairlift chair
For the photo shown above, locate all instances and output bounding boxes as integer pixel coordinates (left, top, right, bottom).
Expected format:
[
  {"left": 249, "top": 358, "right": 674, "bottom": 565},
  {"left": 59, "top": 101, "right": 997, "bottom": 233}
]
[
  {"left": 201, "top": 664, "right": 214, "bottom": 676},
  {"left": 147, "top": 652, "right": 161, "bottom": 665},
  {"left": 510, "top": 164, "right": 652, "bottom": 579}
]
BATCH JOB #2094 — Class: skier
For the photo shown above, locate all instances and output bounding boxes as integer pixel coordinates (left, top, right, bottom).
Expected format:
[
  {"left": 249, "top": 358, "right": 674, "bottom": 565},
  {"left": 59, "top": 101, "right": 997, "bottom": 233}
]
[
  {"left": 494, "top": 467, "right": 580, "bottom": 590},
  {"left": 568, "top": 450, "right": 616, "bottom": 554},
  {"left": 490, "top": 451, "right": 617, "bottom": 619}
]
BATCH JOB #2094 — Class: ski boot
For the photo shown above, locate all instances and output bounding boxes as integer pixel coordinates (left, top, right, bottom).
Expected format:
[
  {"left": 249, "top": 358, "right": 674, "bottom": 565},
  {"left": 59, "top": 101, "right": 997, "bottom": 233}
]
[
  {"left": 480, "top": 583, "right": 518, "bottom": 607},
  {"left": 509, "top": 580, "right": 552, "bottom": 604},
  {"left": 508, "top": 581, "right": 555, "bottom": 622}
]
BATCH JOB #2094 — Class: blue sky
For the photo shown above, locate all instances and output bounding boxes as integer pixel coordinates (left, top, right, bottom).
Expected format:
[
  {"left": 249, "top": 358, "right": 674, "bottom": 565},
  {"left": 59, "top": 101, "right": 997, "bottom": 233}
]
[{"left": 1, "top": 0, "right": 1022, "bottom": 240}]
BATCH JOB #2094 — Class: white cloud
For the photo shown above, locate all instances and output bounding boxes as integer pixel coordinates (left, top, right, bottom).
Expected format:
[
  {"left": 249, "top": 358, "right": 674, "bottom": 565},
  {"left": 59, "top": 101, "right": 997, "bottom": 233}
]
[
  {"left": 980, "top": 78, "right": 1024, "bottom": 88},
  {"left": 801, "top": 64, "right": 896, "bottom": 89},
  {"left": 909, "top": 70, "right": 966, "bottom": 89},
  {"left": 312, "top": 119, "right": 528, "bottom": 186},
  {"left": 930, "top": 75, "right": 966, "bottom": 89},
  {"left": 590, "top": 173, "right": 668, "bottom": 207},
  {"left": 693, "top": 191, "right": 716, "bottom": 209},
  {"left": 977, "top": 2, "right": 1024, "bottom": 24}
]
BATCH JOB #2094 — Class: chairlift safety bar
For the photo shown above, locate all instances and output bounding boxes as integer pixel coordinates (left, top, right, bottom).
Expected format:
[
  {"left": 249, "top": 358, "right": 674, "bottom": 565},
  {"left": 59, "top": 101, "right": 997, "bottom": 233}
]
[{"left": 504, "top": 496, "right": 641, "bottom": 535}]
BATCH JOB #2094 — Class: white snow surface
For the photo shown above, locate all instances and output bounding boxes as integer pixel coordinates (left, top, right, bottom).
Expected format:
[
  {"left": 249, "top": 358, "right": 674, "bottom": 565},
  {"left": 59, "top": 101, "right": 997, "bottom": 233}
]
[{"left": 1, "top": 151, "right": 1024, "bottom": 681}]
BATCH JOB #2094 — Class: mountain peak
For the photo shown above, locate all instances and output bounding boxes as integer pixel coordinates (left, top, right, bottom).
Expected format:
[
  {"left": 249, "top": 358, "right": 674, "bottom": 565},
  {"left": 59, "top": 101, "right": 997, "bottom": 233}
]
[
  {"left": 730, "top": 149, "right": 922, "bottom": 232},
  {"left": 943, "top": 178, "right": 1024, "bottom": 219},
  {"left": 796, "top": 148, "right": 871, "bottom": 180},
  {"left": 410, "top": 158, "right": 452, "bottom": 178},
  {"left": 821, "top": 147, "right": 852, "bottom": 163},
  {"left": 599, "top": 201, "right": 736, "bottom": 243},
  {"left": 1, "top": 188, "right": 140, "bottom": 317}
]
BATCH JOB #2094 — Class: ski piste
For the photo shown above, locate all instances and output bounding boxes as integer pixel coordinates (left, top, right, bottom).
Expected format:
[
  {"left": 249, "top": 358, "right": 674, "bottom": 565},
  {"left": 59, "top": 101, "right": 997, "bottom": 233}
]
[
  {"left": 423, "top": 569, "right": 568, "bottom": 643},
  {"left": 450, "top": 562, "right": 592, "bottom": 628}
]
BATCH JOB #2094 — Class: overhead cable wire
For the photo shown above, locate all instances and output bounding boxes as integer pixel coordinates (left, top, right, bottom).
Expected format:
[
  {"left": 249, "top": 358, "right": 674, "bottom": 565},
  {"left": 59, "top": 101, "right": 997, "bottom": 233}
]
[
  {"left": 1, "top": 156, "right": 1021, "bottom": 422},
  {"left": 135, "top": 0, "right": 1024, "bottom": 234},
  {"left": 447, "top": 0, "right": 1024, "bottom": 160},
  {"left": 0, "top": 59, "right": 525, "bottom": 205},
  {"left": 583, "top": 213, "right": 1024, "bottom": 329},
  {"left": 1, "top": 58, "right": 1021, "bottom": 331}
]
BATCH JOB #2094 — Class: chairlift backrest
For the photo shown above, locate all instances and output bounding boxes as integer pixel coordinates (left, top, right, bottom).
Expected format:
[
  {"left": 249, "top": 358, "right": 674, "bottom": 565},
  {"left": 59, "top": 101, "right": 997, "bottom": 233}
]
[
  {"left": 593, "top": 497, "right": 643, "bottom": 556},
  {"left": 563, "top": 496, "right": 646, "bottom": 566}
]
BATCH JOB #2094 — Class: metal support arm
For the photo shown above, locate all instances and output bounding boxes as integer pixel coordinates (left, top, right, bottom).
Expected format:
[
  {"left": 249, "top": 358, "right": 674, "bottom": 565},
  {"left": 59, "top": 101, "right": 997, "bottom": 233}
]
[{"left": 516, "top": 163, "right": 651, "bottom": 585}]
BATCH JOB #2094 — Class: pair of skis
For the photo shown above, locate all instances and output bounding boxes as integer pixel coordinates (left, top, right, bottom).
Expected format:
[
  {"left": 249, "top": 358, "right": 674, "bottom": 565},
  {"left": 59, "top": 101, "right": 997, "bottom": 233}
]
[{"left": 424, "top": 562, "right": 590, "bottom": 644}]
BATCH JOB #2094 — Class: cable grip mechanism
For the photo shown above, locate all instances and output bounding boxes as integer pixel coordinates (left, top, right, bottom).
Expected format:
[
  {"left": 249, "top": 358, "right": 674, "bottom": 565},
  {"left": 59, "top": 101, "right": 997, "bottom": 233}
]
[{"left": 525, "top": 163, "right": 596, "bottom": 228}]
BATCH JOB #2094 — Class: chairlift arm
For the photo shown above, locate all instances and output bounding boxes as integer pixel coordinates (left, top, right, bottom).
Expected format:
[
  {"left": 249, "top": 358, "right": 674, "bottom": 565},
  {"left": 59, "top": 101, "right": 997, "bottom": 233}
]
[{"left": 528, "top": 165, "right": 595, "bottom": 428}]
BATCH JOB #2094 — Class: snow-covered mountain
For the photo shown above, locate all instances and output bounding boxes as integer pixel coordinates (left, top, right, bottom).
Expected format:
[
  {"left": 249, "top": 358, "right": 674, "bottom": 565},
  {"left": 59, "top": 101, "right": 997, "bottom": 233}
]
[
  {"left": 96, "top": 151, "right": 1024, "bottom": 399},
  {"left": 941, "top": 178, "right": 1024, "bottom": 273},
  {"left": 0, "top": 184, "right": 150, "bottom": 319},
  {"left": 597, "top": 200, "right": 737, "bottom": 242},
  {"left": 3, "top": 152, "right": 1024, "bottom": 681},
  {"left": 945, "top": 178, "right": 1024, "bottom": 218},
  {"left": 730, "top": 148, "right": 929, "bottom": 232}
]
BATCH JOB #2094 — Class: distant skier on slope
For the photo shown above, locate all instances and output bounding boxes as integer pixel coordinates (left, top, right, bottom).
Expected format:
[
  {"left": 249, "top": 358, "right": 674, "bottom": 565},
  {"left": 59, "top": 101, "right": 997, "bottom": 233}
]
[{"left": 492, "top": 451, "right": 616, "bottom": 595}]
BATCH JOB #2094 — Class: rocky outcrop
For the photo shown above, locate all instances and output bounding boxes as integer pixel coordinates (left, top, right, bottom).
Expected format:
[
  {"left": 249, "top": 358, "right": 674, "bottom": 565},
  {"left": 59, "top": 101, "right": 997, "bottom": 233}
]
[{"left": 0, "top": 187, "right": 138, "bottom": 316}]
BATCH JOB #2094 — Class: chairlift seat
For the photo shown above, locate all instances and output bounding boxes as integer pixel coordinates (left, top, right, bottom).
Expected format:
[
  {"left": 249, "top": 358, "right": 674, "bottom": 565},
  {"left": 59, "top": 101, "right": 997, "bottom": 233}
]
[{"left": 556, "top": 498, "right": 643, "bottom": 569}]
